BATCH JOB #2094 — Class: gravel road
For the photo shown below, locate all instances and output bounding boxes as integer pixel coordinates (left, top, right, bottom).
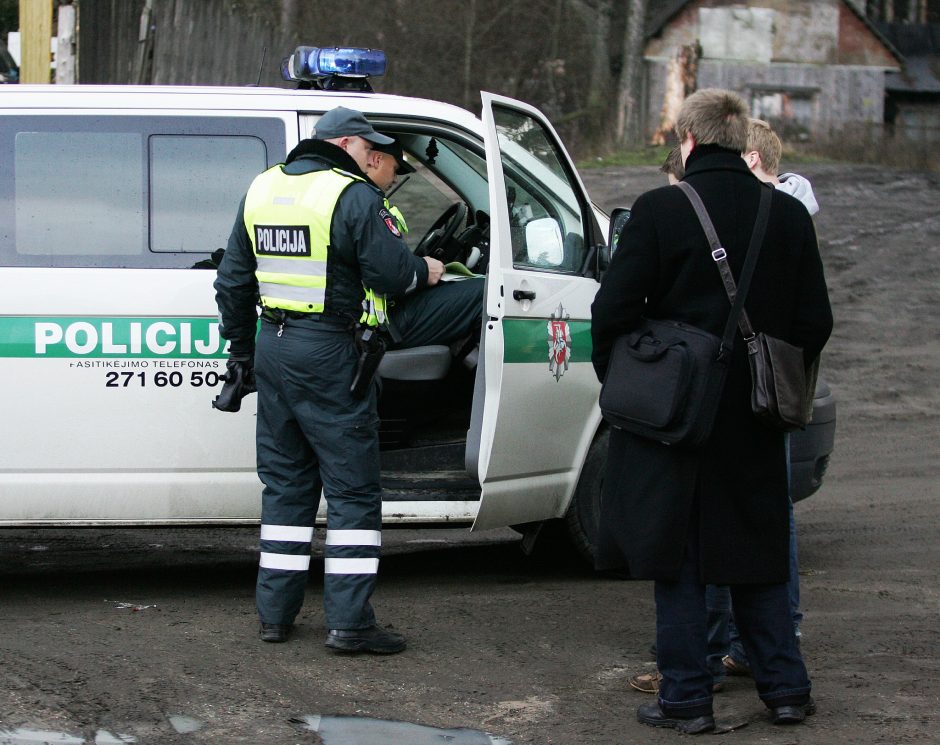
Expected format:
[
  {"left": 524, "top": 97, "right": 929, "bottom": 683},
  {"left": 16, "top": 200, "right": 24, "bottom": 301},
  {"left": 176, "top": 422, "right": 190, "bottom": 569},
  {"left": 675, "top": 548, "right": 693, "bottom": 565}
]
[{"left": 1, "top": 163, "right": 938, "bottom": 744}]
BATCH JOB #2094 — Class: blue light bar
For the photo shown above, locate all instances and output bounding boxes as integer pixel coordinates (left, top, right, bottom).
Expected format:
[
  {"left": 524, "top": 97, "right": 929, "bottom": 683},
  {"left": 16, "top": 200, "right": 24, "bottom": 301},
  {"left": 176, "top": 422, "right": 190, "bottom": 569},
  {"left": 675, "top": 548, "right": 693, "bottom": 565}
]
[{"left": 282, "top": 47, "right": 387, "bottom": 82}]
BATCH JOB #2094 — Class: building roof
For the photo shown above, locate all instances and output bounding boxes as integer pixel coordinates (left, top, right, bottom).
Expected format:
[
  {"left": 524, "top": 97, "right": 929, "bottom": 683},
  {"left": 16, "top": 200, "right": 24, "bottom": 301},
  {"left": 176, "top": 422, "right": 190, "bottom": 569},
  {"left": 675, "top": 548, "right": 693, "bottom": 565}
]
[
  {"left": 878, "top": 23, "right": 940, "bottom": 94},
  {"left": 646, "top": 0, "right": 903, "bottom": 64},
  {"left": 645, "top": 0, "right": 692, "bottom": 38}
]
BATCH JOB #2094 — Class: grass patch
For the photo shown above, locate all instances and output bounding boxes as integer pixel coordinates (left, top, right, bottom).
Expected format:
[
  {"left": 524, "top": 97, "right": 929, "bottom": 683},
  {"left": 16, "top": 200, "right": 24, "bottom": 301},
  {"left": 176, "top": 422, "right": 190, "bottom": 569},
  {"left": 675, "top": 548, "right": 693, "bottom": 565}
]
[
  {"left": 577, "top": 138, "right": 939, "bottom": 171},
  {"left": 780, "top": 148, "right": 836, "bottom": 166},
  {"left": 578, "top": 146, "right": 672, "bottom": 169}
]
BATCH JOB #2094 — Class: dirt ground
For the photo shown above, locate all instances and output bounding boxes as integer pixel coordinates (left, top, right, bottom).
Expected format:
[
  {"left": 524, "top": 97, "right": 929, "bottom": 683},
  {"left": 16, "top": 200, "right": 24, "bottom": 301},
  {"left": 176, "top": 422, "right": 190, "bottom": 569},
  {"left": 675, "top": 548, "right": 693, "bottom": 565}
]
[{"left": 1, "top": 163, "right": 939, "bottom": 744}]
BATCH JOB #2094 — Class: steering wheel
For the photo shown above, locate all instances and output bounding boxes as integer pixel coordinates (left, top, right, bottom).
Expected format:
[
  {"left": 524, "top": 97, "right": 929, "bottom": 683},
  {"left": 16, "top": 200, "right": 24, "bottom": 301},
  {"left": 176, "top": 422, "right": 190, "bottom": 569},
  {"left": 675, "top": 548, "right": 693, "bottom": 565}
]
[{"left": 414, "top": 202, "right": 468, "bottom": 263}]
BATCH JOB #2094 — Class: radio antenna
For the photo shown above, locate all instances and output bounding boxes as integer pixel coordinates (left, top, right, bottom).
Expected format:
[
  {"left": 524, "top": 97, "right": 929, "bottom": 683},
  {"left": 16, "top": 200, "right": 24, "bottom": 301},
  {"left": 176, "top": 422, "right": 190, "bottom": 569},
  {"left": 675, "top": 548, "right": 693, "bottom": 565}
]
[{"left": 254, "top": 47, "right": 267, "bottom": 87}]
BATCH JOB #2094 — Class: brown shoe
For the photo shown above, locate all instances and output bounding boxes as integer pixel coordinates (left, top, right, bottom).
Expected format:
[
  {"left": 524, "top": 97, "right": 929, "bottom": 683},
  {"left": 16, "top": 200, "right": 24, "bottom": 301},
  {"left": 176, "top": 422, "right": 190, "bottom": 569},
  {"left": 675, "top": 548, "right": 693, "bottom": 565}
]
[
  {"left": 631, "top": 669, "right": 724, "bottom": 694},
  {"left": 722, "top": 654, "right": 751, "bottom": 676},
  {"left": 629, "top": 671, "right": 661, "bottom": 693}
]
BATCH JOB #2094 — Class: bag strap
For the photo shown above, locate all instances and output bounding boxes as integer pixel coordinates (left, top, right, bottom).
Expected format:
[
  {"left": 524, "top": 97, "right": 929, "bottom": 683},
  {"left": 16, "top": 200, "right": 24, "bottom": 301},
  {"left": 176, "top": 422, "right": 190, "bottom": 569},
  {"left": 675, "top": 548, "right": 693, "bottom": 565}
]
[
  {"left": 730, "top": 186, "right": 772, "bottom": 341},
  {"left": 677, "top": 181, "right": 772, "bottom": 345}
]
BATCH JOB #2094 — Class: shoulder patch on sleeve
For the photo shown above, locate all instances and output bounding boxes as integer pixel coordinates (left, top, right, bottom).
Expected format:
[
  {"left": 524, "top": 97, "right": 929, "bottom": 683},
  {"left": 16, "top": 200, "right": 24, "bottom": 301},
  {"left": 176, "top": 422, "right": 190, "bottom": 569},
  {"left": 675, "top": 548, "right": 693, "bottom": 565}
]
[{"left": 379, "top": 207, "right": 402, "bottom": 237}]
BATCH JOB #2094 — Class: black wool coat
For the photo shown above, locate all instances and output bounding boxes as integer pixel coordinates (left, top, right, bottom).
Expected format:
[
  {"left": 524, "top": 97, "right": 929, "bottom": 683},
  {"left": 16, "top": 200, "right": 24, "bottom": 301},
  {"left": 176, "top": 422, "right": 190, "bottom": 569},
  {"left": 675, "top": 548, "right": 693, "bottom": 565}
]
[{"left": 590, "top": 147, "right": 833, "bottom": 584}]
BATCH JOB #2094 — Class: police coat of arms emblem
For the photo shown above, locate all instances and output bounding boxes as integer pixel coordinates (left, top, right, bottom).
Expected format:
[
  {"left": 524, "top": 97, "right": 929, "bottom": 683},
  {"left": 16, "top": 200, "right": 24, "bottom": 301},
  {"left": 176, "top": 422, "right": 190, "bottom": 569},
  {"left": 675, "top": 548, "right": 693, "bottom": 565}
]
[{"left": 547, "top": 303, "right": 571, "bottom": 381}]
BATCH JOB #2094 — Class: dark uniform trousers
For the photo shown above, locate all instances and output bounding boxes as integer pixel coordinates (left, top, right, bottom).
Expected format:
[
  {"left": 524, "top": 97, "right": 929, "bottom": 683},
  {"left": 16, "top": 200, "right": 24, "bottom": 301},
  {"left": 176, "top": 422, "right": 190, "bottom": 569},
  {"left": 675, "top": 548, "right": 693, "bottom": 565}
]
[
  {"left": 254, "top": 316, "right": 381, "bottom": 630},
  {"left": 389, "top": 277, "right": 485, "bottom": 349}
]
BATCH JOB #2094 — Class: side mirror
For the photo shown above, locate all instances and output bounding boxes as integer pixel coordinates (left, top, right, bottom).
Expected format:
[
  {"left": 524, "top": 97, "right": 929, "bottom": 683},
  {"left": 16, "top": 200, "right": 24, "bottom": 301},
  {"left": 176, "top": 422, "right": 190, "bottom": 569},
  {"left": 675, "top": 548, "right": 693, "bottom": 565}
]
[
  {"left": 607, "top": 207, "right": 632, "bottom": 257},
  {"left": 524, "top": 217, "right": 565, "bottom": 267}
]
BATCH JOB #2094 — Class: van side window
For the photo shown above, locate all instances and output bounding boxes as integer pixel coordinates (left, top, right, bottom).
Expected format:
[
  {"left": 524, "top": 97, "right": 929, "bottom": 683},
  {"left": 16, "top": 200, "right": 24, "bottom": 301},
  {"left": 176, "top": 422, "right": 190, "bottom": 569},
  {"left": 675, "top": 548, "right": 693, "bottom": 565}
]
[
  {"left": 0, "top": 115, "right": 285, "bottom": 268},
  {"left": 150, "top": 135, "right": 266, "bottom": 254},
  {"left": 16, "top": 132, "right": 145, "bottom": 259}
]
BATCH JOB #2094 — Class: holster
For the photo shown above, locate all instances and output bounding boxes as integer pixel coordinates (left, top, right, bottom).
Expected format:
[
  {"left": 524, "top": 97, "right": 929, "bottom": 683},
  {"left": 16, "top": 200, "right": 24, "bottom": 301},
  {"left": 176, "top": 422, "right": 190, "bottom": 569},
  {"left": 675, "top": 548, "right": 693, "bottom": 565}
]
[{"left": 350, "top": 326, "right": 387, "bottom": 399}]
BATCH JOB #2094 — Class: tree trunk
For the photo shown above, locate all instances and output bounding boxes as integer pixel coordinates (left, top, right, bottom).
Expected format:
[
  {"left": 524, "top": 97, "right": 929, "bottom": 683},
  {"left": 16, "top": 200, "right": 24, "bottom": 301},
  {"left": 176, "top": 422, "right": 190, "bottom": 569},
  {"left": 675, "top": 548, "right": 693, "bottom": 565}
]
[
  {"left": 614, "top": 0, "right": 648, "bottom": 147},
  {"left": 463, "top": 0, "right": 477, "bottom": 110},
  {"left": 566, "top": 0, "right": 612, "bottom": 144}
]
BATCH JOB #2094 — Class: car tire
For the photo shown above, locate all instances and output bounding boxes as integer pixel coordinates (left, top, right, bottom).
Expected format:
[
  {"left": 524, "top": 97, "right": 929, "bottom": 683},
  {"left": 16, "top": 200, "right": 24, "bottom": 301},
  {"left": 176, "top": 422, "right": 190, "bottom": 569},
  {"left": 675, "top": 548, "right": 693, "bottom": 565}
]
[{"left": 564, "top": 425, "right": 609, "bottom": 564}]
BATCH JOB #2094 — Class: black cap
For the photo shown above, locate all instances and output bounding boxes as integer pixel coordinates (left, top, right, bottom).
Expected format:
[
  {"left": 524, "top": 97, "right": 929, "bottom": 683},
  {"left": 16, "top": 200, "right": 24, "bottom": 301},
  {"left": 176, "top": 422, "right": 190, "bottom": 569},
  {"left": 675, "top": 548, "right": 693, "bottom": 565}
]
[
  {"left": 371, "top": 137, "right": 416, "bottom": 174},
  {"left": 313, "top": 106, "right": 394, "bottom": 144}
]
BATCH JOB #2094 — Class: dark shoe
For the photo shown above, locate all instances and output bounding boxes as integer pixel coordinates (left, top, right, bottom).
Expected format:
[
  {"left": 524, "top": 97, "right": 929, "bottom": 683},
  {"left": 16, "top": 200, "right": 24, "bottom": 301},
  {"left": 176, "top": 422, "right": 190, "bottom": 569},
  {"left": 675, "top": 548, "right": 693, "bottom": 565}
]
[
  {"left": 325, "top": 625, "right": 406, "bottom": 654},
  {"left": 259, "top": 622, "right": 292, "bottom": 643},
  {"left": 637, "top": 702, "right": 715, "bottom": 735},
  {"left": 771, "top": 698, "right": 817, "bottom": 725}
]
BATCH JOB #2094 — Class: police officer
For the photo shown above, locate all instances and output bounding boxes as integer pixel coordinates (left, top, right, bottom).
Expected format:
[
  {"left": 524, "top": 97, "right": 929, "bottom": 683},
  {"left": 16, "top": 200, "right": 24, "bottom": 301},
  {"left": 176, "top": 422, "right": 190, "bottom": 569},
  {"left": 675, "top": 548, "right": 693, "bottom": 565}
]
[
  {"left": 214, "top": 106, "right": 445, "bottom": 653},
  {"left": 363, "top": 135, "right": 485, "bottom": 351}
]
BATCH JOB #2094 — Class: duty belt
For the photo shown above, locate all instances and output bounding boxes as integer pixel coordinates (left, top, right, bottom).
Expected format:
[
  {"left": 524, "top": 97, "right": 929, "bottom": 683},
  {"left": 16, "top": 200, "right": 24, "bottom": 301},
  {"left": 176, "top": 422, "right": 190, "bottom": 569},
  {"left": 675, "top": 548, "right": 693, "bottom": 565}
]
[{"left": 260, "top": 308, "right": 354, "bottom": 331}]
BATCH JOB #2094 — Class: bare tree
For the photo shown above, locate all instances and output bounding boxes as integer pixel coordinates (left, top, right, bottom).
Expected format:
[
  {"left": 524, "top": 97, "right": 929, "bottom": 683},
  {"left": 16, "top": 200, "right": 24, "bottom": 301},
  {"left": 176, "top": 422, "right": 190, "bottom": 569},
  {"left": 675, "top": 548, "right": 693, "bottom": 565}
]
[
  {"left": 613, "top": 0, "right": 648, "bottom": 146},
  {"left": 565, "top": 0, "right": 613, "bottom": 147},
  {"left": 908, "top": 0, "right": 927, "bottom": 22},
  {"left": 459, "top": 0, "right": 531, "bottom": 109}
]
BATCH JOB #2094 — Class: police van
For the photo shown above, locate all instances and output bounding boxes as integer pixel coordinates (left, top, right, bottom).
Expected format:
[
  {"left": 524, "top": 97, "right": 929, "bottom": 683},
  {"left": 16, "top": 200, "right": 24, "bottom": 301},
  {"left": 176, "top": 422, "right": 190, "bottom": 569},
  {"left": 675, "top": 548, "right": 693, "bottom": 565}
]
[{"left": 0, "top": 48, "right": 835, "bottom": 559}]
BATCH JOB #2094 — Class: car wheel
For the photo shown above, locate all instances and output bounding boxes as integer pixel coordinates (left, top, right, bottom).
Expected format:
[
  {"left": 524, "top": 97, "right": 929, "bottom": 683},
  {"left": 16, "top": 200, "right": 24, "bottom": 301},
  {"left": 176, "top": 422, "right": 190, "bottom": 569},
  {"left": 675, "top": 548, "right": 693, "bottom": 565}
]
[{"left": 564, "top": 425, "right": 609, "bottom": 564}]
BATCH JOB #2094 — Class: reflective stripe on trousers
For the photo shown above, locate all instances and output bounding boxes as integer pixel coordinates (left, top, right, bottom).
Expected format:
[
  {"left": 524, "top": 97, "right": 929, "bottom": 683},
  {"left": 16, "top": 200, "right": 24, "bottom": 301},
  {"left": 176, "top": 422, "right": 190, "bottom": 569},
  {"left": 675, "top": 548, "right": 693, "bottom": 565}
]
[
  {"left": 324, "top": 529, "right": 381, "bottom": 575},
  {"left": 257, "top": 527, "right": 381, "bottom": 574},
  {"left": 259, "top": 524, "right": 314, "bottom": 571}
]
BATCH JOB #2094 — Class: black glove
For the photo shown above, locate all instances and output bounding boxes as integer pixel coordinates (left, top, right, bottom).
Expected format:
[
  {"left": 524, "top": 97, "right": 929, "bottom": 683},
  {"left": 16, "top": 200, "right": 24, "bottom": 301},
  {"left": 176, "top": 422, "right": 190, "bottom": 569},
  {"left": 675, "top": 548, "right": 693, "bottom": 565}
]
[{"left": 211, "top": 355, "right": 256, "bottom": 412}]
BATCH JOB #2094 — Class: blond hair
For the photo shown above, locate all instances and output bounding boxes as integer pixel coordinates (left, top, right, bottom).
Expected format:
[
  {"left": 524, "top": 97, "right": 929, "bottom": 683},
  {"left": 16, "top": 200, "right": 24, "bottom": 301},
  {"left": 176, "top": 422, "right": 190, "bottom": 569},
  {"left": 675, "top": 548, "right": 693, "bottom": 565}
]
[
  {"left": 746, "top": 118, "right": 782, "bottom": 175},
  {"left": 675, "top": 88, "right": 749, "bottom": 152}
]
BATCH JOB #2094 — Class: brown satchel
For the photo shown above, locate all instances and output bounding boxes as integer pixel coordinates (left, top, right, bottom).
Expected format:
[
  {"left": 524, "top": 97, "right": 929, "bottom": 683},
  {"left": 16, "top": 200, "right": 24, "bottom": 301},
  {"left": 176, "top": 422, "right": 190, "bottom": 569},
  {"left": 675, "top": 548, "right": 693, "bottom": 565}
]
[
  {"left": 678, "top": 182, "right": 816, "bottom": 432},
  {"left": 747, "top": 332, "right": 818, "bottom": 430}
]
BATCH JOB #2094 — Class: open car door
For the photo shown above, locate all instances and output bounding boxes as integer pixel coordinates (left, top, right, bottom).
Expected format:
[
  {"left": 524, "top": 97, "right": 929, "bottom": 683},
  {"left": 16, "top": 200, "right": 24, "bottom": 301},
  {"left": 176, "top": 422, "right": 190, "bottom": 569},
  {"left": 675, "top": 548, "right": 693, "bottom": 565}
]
[{"left": 471, "top": 92, "right": 604, "bottom": 531}]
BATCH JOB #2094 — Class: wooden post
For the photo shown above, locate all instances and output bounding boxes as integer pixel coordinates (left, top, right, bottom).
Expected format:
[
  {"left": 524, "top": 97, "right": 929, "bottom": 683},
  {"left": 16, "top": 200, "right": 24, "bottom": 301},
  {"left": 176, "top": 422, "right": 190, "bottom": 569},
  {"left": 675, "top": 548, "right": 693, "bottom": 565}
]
[
  {"left": 19, "top": 0, "right": 54, "bottom": 84},
  {"left": 135, "top": 0, "right": 155, "bottom": 85},
  {"left": 56, "top": 3, "right": 77, "bottom": 85}
]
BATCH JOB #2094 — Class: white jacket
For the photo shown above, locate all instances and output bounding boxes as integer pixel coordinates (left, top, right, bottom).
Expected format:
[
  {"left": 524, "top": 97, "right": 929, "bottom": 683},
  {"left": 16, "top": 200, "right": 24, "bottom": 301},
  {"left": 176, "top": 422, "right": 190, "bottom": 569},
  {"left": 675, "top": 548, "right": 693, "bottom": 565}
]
[{"left": 777, "top": 172, "right": 819, "bottom": 216}]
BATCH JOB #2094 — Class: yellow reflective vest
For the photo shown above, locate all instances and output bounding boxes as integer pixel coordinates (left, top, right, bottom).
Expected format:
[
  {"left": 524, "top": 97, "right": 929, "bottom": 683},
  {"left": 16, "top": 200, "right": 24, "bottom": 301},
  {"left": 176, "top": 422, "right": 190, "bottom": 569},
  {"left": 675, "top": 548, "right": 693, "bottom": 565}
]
[
  {"left": 244, "top": 164, "right": 396, "bottom": 329},
  {"left": 357, "top": 198, "right": 408, "bottom": 329},
  {"left": 244, "top": 165, "right": 354, "bottom": 314}
]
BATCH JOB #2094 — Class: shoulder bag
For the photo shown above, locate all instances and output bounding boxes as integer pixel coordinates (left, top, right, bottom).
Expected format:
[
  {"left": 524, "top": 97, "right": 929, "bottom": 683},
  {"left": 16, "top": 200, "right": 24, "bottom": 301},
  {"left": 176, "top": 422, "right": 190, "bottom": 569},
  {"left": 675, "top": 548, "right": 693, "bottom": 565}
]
[
  {"left": 598, "top": 183, "right": 771, "bottom": 448},
  {"left": 679, "top": 182, "right": 817, "bottom": 431}
]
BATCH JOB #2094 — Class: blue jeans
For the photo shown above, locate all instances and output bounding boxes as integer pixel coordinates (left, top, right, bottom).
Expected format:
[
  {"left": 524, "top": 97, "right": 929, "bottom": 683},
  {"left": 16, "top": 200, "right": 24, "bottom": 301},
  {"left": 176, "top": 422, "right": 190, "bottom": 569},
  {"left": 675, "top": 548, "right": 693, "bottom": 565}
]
[
  {"left": 705, "top": 585, "right": 730, "bottom": 684},
  {"left": 655, "top": 531, "right": 812, "bottom": 718}
]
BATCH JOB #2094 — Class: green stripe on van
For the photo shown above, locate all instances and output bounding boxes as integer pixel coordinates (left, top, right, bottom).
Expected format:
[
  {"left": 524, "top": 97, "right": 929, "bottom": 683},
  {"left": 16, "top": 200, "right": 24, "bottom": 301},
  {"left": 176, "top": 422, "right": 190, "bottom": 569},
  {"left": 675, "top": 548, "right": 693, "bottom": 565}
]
[
  {"left": 0, "top": 316, "right": 227, "bottom": 358},
  {"left": 503, "top": 317, "right": 592, "bottom": 363}
]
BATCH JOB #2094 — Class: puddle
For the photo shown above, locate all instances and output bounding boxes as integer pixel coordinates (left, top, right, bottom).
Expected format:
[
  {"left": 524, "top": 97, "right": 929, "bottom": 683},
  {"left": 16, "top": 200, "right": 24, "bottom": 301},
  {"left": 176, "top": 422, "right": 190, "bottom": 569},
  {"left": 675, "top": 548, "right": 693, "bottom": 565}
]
[
  {"left": 90, "top": 735, "right": 135, "bottom": 745},
  {"left": 292, "top": 715, "right": 512, "bottom": 744},
  {"left": 167, "top": 715, "right": 203, "bottom": 734},
  {"left": 105, "top": 600, "right": 157, "bottom": 612},
  {"left": 0, "top": 730, "right": 135, "bottom": 745}
]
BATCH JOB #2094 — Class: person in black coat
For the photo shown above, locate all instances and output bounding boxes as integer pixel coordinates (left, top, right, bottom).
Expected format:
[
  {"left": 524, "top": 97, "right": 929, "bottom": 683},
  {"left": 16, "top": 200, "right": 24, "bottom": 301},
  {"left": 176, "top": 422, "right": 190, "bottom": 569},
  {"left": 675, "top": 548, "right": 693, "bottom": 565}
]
[{"left": 590, "top": 89, "right": 832, "bottom": 734}]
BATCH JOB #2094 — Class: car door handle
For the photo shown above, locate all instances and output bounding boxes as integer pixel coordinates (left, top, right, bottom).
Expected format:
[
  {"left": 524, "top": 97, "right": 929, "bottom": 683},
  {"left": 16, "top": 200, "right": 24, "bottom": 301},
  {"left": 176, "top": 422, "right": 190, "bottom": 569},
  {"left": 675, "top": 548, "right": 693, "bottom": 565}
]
[{"left": 512, "top": 289, "right": 536, "bottom": 301}]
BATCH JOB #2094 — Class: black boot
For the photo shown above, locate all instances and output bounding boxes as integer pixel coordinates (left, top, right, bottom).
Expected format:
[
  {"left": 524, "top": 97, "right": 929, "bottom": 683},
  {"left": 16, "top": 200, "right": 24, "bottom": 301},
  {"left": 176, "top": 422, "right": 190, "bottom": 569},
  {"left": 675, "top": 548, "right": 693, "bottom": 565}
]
[
  {"left": 259, "top": 623, "right": 292, "bottom": 643},
  {"left": 325, "top": 625, "right": 406, "bottom": 654},
  {"left": 771, "top": 698, "right": 817, "bottom": 725},
  {"left": 637, "top": 702, "right": 715, "bottom": 735}
]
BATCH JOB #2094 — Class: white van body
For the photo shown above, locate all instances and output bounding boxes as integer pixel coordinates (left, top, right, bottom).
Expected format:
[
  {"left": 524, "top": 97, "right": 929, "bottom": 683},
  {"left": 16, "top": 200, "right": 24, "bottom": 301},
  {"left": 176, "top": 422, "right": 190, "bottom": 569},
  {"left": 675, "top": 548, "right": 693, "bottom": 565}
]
[
  {"left": 0, "top": 82, "right": 834, "bottom": 559},
  {"left": 0, "top": 83, "right": 609, "bottom": 543}
]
